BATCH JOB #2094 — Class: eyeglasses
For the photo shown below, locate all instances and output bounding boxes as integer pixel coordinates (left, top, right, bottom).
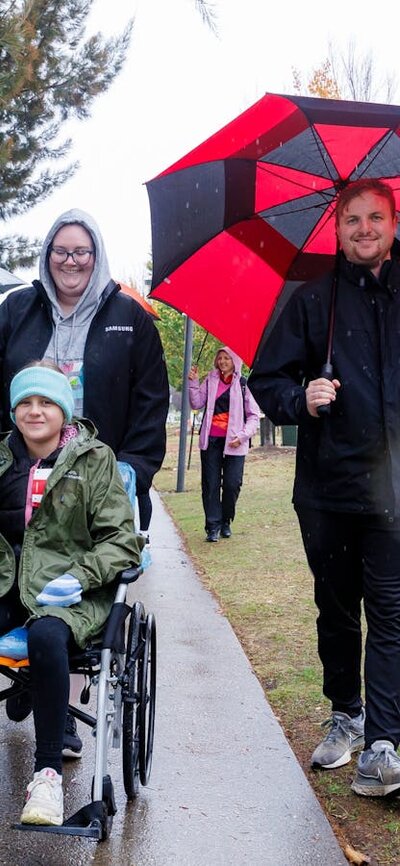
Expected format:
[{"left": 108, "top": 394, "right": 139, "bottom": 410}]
[{"left": 49, "top": 247, "right": 94, "bottom": 265}]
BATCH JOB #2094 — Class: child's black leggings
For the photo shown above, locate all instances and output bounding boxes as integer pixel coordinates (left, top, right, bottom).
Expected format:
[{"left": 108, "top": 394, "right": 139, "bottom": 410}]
[{"left": 0, "top": 582, "right": 75, "bottom": 774}]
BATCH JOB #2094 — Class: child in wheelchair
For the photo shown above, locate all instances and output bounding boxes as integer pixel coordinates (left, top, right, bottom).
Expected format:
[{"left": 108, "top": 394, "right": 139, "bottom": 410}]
[{"left": 0, "top": 360, "right": 142, "bottom": 826}]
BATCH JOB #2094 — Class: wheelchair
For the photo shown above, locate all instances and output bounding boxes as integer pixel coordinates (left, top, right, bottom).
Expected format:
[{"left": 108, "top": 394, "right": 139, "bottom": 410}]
[{"left": 0, "top": 565, "right": 156, "bottom": 841}]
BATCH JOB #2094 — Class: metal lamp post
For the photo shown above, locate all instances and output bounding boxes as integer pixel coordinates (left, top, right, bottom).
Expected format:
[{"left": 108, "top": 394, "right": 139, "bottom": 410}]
[{"left": 176, "top": 315, "right": 194, "bottom": 492}]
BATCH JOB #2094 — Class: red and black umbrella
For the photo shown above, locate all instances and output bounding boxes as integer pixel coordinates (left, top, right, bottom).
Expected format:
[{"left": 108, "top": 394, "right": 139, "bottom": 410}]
[{"left": 146, "top": 92, "right": 400, "bottom": 367}]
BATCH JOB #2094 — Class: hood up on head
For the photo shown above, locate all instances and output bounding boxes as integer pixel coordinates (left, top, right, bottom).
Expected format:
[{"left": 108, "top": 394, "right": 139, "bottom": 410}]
[
  {"left": 39, "top": 208, "right": 112, "bottom": 313},
  {"left": 214, "top": 346, "right": 242, "bottom": 376}
]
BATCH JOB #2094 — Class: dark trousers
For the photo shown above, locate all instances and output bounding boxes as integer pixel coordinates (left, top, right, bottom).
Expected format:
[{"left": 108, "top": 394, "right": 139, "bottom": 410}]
[
  {"left": 0, "top": 584, "right": 74, "bottom": 774},
  {"left": 200, "top": 437, "right": 245, "bottom": 531},
  {"left": 138, "top": 491, "right": 152, "bottom": 532},
  {"left": 296, "top": 507, "right": 400, "bottom": 749}
]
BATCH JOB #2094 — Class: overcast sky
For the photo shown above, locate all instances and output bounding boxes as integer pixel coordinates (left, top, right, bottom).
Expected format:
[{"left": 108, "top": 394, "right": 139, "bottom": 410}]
[{"left": 7, "top": 0, "right": 400, "bottom": 288}]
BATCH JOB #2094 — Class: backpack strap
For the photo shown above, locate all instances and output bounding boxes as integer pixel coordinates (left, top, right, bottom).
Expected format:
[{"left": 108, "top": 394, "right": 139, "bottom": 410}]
[
  {"left": 240, "top": 375, "right": 247, "bottom": 420},
  {"left": 240, "top": 375, "right": 252, "bottom": 447}
]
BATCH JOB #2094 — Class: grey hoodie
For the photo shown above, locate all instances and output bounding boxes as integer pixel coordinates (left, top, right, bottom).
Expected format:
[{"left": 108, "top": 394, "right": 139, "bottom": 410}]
[{"left": 39, "top": 209, "right": 112, "bottom": 413}]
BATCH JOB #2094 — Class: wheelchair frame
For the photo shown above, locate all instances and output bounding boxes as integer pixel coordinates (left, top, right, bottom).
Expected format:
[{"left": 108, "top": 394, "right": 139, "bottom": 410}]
[{"left": 0, "top": 566, "right": 156, "bottom": 841}]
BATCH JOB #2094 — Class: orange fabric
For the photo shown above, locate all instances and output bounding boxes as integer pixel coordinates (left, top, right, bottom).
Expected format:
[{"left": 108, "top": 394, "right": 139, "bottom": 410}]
[
  {"left": 118, "top": 283, "right": 160, "bottom": 319},
  {"left": 0, "top": 656, "right": 29, "bottom": 667},
  {"left": 211, "top": 412, "right": 229, "bottom": 432}
]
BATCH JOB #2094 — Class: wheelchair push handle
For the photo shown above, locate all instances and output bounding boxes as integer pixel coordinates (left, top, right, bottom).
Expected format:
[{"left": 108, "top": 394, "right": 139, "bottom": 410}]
[{"left": 119, "top": 565, "right": 144, "bottom": 584}]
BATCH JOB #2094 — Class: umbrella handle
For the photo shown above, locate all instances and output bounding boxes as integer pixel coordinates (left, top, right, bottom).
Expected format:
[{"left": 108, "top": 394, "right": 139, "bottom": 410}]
[{"left": 316, "top": 363, "right": 333, "bottom": 417}]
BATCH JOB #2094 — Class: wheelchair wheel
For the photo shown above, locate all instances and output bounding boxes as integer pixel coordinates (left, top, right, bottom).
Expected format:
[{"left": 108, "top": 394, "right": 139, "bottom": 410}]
[
  {"left": 139, "top": 612, "right": 156, "bottom": 786},
  {"left": 122, "top": 601, "right": 144, "bottom": 799}
]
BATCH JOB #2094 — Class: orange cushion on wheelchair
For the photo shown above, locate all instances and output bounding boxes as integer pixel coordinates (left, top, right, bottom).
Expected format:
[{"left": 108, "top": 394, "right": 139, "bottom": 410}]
[{"left": 0, "top": 656, "right": 29, "bottom": 667}]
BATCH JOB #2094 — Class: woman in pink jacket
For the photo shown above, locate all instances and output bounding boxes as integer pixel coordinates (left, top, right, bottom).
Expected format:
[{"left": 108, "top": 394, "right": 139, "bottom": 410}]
[{"left": 188, "top": 347, "right": 260, "bottom": 542}]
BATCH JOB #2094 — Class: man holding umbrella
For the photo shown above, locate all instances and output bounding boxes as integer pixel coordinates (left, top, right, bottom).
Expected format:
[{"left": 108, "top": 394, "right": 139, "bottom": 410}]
[{"left": 248, "top": 178, "right": 400, "bottom": 798}]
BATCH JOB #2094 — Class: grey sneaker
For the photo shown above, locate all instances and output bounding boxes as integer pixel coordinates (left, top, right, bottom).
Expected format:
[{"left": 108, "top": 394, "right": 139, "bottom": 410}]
[
  {"left": 311, "top": 709, "right": 365, "bottom": 769},
  {"left": 352, "top": 740, "right": 400, "bottom": 797}
]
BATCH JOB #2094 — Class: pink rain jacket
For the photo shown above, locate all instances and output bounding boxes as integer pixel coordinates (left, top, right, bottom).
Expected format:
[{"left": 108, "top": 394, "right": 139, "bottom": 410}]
[{"left": 189, "top": 347, "right": 260, "bottom": 456}]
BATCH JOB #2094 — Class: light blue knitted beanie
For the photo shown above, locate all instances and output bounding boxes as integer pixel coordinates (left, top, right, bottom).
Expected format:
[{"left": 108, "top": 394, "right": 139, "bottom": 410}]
[{"left": 10, "top": 367, "right": 75, "bottom": 424}]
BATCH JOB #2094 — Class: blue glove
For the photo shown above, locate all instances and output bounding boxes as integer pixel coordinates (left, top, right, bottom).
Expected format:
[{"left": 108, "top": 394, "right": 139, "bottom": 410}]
[
  {"left": 0, "top": 626, "right": 28, "bottom": 659},
  {"left": 117, "top": 461, "right": 136, "bottom": 509},
  {"left": 36, "top": 574, "right": 82, "bottom": 607}
]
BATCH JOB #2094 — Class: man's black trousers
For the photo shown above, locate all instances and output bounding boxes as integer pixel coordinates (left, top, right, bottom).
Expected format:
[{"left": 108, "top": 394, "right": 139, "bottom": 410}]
[{"left": 296, "top": 507, "right": 400, "bottom": 749}]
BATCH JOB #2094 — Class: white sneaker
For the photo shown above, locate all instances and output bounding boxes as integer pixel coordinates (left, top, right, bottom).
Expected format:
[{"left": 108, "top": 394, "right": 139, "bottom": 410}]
[{"left": 20, "top": 767, "right": 63, "bottom": 826}]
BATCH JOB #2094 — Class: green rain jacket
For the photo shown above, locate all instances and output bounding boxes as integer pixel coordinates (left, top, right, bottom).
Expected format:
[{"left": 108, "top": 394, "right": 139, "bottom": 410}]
[{"left": 0, "top": 419, "right": 142, "bottom": 647}]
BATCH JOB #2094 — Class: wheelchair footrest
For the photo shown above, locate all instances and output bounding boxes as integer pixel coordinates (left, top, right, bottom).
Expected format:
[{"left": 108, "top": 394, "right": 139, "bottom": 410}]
[{"left": 12, "top": 800, "right": 107, "bottom": 840}]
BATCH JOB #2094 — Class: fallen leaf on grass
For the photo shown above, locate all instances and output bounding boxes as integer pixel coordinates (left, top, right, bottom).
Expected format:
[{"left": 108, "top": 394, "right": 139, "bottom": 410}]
[{"left": 344, "top": 844, "right": 371, "bottom": 864}]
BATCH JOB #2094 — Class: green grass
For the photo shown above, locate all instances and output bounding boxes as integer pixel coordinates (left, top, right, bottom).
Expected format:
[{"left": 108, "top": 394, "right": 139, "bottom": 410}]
[
  {"left": 154, "top": 427, "right": 400, "bottom": 865},
  {"left": 156, "top": 430, "right": 322, "bottom": 726}
]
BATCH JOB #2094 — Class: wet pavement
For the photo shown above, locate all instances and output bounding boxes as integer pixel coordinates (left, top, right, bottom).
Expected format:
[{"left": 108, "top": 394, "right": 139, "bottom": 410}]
[{"left": 0, "top": 491, "right": 347, "bottom": 865}]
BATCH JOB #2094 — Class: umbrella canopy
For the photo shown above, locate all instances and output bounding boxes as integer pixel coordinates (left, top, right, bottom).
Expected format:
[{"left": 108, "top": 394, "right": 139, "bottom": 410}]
[
  {"left": 118, "top": 282, "right": 160, "bottom": 319},
  {"left": 146, "top": 92, "right": 400, "bottom": 366},
  {"left": 0, "top": 267, "right": 25, "bottom": 292}
]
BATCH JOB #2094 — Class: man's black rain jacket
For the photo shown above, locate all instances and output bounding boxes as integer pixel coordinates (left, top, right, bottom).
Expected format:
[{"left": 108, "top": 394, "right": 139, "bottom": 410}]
[{"left": 248, "top": 256, "right": 400, "bottom": 516}]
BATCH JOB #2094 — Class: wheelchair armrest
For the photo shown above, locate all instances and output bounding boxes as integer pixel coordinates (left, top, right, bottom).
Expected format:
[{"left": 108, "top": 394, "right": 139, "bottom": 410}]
[{"left": 118, "top": 565, "right": 143, "bottom": 584}]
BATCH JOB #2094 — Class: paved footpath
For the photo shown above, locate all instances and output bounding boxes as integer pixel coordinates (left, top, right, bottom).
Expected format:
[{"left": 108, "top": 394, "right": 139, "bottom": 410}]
[
  {"left": 0, "top": 490, "right": 348, "bottom": 866},
  {"left": 128, "top": 490, "right": 348, "bottom": 866}
]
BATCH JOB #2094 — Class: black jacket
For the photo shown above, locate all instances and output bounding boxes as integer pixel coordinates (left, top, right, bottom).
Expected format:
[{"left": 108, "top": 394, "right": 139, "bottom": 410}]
[
  {"left": 0, "top": 281, "right": 169, "bottom": 493},
  {"left": 248, "top": 256, "right": 400, "bottom": 516}
]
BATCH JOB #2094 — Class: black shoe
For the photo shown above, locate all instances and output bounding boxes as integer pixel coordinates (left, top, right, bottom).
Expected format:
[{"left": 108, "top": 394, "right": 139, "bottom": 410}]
[
  {"left": 6, "top": 689, "right": 32, "bottom": 722},
  {"left": 206, "top": 529, "right": 220, "bottom": 542},
  {"left": 62, "top": 712, "right": 83, "bottom": 759},
  {"left": 221, "top": 523, "right": 232, "bottom": 538}
]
